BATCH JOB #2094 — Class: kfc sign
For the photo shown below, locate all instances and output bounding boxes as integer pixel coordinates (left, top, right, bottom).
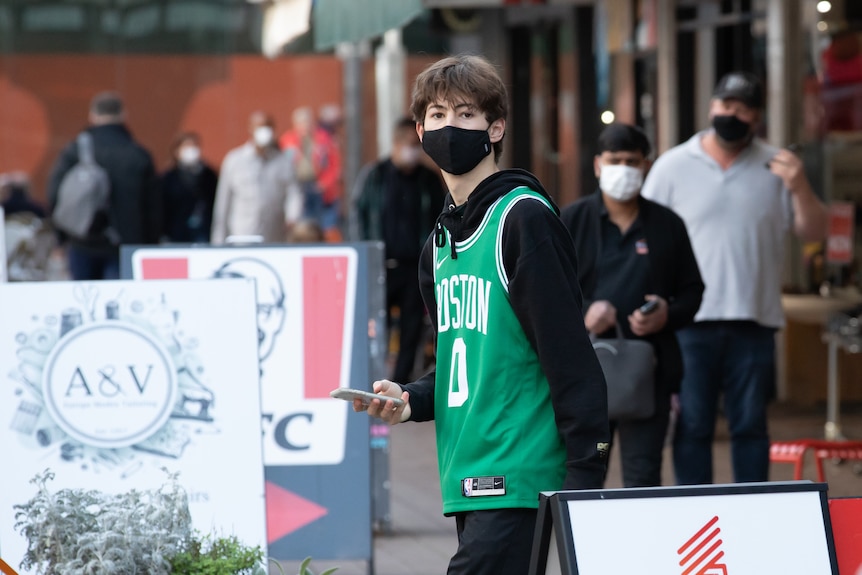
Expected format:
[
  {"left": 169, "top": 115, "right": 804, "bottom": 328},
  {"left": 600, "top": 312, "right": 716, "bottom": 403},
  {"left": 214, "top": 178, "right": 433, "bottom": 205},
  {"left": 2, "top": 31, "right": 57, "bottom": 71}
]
[{"left": 132, "top": 246, "right": 357, "bottom": 466}]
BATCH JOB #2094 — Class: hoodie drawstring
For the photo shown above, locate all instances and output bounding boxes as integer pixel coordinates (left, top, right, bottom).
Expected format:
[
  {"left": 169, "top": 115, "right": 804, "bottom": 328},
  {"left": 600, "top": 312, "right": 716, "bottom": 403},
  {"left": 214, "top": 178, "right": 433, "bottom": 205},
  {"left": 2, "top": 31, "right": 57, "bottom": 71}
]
[{"left": 434, "top": 204, "right": 460, "bottom": 260}]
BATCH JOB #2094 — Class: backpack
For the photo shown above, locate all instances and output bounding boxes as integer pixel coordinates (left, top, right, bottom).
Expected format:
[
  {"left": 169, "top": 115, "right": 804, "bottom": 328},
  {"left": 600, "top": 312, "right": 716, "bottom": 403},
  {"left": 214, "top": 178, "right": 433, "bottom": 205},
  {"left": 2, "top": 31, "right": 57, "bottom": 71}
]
[{"left": 52, "top": 132, "right": 114, "bottom": 241}]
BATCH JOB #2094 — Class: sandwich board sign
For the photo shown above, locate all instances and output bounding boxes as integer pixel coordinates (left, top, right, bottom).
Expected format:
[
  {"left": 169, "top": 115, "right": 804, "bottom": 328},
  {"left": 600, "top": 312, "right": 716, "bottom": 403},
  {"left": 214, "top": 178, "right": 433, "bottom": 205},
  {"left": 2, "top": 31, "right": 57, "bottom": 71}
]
[
  {"left": 0, "top": 278, "right": 267, "bottom": 569},
  {"left": 529, "top": 481, "right": 838, "bottom": 575}
]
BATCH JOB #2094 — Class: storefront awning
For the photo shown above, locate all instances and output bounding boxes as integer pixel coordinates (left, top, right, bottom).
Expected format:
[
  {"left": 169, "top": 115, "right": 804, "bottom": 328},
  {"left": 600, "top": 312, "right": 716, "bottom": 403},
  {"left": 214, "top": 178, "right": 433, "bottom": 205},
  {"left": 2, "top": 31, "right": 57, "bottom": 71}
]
[{"left": 313, "top": 0, "right": 424, "bottom": 51}]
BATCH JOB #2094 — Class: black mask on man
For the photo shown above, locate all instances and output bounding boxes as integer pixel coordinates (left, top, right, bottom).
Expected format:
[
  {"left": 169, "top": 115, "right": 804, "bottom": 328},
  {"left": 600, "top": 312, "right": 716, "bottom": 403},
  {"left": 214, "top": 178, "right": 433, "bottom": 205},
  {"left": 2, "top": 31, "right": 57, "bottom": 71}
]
[
  {"left": 712, "top": 114, "right": 751, "bottom": 143},
  {"left": 421, "top": 126, "right": 492, "bottom": 175}
]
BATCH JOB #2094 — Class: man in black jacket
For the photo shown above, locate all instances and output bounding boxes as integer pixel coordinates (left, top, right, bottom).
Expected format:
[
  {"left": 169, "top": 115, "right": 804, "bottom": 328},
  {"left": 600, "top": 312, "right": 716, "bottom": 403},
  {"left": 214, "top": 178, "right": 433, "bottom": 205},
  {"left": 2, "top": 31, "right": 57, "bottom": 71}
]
[
  {"left": 47, "top": 91, "right": 161, "bottom": 279},
  {"left": 561, "top": 123, "right": 704, "bottom": 488},
  {"left": 349, "top": 117, "right": 443, "bottom": 383}
]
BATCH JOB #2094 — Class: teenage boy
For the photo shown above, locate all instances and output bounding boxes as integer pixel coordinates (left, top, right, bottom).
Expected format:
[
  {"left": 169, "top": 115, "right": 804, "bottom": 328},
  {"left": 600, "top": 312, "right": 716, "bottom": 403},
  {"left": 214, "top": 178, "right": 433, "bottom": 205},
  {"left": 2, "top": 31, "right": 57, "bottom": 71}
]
[{"left": 354, "top": 54, "right": 610, "bottom": 575}]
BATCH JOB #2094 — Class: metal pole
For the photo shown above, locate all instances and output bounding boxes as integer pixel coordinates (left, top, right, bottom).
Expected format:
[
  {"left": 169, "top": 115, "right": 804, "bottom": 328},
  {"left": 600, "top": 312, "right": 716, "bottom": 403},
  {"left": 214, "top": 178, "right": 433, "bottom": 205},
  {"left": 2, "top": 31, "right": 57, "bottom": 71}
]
[
  {"left": 338, "top": 40, "right": 369, "bottom": 199},
  {"left": 825, "top": 337, "right": 843, "bottom": 440},
  {"left": 656, "top": 0, "right": 678, "bottom": 153}
]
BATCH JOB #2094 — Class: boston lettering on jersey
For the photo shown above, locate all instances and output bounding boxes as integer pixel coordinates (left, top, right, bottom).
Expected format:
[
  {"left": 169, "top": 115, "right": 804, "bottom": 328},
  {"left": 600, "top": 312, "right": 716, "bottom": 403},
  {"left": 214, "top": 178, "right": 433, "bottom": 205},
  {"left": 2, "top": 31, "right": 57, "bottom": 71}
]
[{"left": 436, "top": 274, "right": 491, "bottom": 335}]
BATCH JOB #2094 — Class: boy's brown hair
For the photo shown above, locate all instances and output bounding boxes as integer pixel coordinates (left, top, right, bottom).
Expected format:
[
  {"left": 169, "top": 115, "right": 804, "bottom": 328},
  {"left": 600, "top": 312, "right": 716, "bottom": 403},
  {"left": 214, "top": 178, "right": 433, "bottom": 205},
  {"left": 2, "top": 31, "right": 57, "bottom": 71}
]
[{"left": 410, "top": 54, "right": 508, "bottom": 162}]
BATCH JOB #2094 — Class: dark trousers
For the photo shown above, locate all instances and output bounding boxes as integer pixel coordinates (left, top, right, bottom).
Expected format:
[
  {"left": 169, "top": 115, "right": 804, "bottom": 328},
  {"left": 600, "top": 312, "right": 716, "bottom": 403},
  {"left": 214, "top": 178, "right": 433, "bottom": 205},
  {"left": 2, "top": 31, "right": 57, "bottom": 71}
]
[
  {"left": 66, "top": 245, "right": 120, "bottom": 280},
  {"left": 386, "top": 262, "right": 426, "bottom": 383},
  {"left": 673, "top": 321, "right": 775, "bottom": 484},
  {"left": 448, "top": 509, "right": 537, "bottom": 575},
  {"left": 609, "top": 390, "right": 672, "bottom": 487}
]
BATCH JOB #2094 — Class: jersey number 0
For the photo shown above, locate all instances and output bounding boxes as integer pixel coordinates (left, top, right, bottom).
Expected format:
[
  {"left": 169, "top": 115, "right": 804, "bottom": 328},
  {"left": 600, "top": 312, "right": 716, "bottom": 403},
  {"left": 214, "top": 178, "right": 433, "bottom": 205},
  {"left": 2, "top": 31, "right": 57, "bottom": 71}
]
[{"left": 448, "top": 337, "right": 469, "bottom": 407}]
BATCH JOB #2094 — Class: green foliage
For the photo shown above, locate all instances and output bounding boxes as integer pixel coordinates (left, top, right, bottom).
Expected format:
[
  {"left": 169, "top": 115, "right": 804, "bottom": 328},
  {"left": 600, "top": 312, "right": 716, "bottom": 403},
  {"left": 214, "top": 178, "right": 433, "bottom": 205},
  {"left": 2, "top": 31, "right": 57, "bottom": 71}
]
[
  {"left": 169, "top": 533, "right": 265, "bottom": 575},
  {"left": 295, "top": 557, "right": 338, "bottom": 575}
]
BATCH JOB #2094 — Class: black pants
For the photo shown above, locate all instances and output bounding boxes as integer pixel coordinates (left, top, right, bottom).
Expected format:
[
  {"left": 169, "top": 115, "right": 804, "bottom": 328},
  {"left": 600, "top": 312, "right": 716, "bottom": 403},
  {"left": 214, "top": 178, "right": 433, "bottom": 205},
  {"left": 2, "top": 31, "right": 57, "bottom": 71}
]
[
  {"left": 386, "top": 262, "right": 426, "bottom": 383},
  {"left": 608, "top": 391, "right": 672, "bottom": 487},
  {"left": 448, "top": 509, "right": 537, "bottom": 575},
  {"left": 66, "top": 245, "right": 120, "bottom": 280}
]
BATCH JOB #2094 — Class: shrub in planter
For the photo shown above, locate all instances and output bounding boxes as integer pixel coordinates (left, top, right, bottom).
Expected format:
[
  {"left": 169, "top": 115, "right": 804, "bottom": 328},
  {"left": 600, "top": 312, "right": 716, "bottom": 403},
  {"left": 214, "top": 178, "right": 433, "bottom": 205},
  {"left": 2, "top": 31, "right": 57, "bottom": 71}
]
[
  {"left": 169, "top": 533, "right": 264, "bottom": 575},
  {"left": 13, "top": 469, "right": 267, "bottom": 575}
]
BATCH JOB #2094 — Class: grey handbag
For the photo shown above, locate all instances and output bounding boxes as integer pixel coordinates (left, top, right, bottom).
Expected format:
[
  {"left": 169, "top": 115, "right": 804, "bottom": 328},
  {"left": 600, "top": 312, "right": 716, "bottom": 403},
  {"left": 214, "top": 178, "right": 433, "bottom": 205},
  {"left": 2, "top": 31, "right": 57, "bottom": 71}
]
[{"left": 592, "top": 325, "right": 656, "bottom": 420}]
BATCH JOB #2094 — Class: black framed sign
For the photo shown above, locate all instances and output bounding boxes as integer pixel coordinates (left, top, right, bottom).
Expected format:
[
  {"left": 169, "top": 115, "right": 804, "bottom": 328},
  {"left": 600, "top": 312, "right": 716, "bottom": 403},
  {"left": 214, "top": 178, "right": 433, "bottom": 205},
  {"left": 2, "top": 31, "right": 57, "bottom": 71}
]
[{"left": 529, "top": 481, "right": 838, "bottom": 575}]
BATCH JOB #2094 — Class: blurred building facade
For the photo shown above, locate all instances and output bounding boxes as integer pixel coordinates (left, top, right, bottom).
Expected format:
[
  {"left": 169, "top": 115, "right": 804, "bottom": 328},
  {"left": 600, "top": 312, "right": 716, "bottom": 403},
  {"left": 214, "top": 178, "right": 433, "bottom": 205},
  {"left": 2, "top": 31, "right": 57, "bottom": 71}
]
[{"left": 2, "top": 0, "right": 861, "bottom": 286}]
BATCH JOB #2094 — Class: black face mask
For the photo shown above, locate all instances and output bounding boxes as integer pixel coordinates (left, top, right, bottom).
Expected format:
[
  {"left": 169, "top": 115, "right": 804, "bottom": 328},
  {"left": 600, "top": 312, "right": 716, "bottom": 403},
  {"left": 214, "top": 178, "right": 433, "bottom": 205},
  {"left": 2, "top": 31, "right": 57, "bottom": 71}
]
[
  {"left": 421, "top": 126, "right": 492, "bottom": 175},
  {"left": 712, "top": 114, "right": 751, "bottom": 143}
]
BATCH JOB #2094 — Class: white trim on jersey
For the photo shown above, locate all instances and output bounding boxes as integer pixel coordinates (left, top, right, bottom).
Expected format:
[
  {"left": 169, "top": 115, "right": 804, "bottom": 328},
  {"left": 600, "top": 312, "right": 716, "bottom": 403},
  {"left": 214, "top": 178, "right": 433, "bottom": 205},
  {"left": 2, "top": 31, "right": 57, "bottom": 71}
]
[
  {"left": 456, "top": 194, "right": 505, "bottom": 253},
  {"left": 495, "top": 189, "right": 553, "bottom": 293}
]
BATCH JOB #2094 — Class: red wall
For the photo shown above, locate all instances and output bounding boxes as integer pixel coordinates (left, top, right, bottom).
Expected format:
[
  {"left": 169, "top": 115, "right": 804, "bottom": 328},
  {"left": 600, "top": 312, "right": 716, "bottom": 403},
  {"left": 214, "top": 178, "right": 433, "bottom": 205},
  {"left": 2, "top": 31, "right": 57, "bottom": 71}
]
[
  {"left": 0, "top": 53, "right": 444, "bottom": 204},
  {"left": 0, "top": 54, "right": 343, "bottom": 202}
]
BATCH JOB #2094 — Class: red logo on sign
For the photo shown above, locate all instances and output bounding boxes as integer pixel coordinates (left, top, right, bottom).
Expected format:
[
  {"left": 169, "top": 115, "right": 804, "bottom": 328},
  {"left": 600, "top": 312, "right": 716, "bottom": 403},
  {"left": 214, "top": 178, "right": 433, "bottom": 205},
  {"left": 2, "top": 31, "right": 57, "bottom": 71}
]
[{"left": 678, "top": 516, "right": 728, "bottom": 575}]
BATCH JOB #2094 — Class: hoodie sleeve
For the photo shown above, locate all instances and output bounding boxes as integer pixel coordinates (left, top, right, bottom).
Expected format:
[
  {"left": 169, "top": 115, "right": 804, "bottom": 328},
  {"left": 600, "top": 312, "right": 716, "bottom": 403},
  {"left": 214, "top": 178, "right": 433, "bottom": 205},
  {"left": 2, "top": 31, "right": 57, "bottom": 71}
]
[
  {"left": 402, "top": 232, "right": 438, "bottom": 422},
  {"left": 502, "top": 198, "right": 610, "bottom": 490}
]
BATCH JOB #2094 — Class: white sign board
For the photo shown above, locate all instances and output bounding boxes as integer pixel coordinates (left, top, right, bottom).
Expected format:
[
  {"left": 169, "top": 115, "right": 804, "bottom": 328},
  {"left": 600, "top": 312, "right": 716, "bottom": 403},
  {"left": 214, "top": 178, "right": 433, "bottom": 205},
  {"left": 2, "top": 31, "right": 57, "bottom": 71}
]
[
  {"left": 0, "top": 206, "right": 7, "bottom": 282},
  {"left": 532, "top": 482, "right": 838, "bottom": 575},
  {"left": 0, "top": 279, "right": 267, "bottom": 566}
]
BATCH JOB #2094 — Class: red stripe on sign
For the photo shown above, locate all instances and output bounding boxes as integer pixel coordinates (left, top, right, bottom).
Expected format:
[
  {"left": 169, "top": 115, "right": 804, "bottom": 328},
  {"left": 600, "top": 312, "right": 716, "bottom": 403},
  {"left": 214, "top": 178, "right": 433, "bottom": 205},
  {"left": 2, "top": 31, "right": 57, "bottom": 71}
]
[
  {"left": 303, "top": 256, "right": 348, "bottom": 399},
  {"left": 140, "top": 258, "right": 189, "bottom": 279}
]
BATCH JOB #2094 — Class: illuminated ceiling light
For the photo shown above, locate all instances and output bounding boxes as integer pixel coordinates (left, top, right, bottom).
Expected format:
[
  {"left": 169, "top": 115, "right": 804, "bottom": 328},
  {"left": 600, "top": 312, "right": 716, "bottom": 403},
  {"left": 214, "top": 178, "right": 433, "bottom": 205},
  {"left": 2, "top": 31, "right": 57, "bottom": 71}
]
[
  {"left": 816, "top": 1, "right": 832, "bottom": 14},
  {"left": 600, "top": 110, "right": 616, "bottom": 125},
  {"left": 817, "top": 20, "right": 829, "bottom": 31}
]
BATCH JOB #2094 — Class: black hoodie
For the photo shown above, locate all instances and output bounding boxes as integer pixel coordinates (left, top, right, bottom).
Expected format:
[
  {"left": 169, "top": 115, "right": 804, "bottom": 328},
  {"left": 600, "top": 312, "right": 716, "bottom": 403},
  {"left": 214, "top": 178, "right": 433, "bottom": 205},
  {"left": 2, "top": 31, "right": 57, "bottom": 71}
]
[{"left": 405, "top": 168, "right": 610, "bottom": 490}]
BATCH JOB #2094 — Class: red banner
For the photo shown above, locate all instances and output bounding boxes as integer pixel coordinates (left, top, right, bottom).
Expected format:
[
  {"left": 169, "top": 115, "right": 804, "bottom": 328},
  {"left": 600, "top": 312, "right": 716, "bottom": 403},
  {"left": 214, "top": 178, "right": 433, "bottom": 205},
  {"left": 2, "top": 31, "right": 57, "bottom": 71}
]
[
  {"left": 829, "top": 497, "right": 862, "bottom": 574},
  {"left": 826, "top": 201, "right": 855, "bottom": 264}
]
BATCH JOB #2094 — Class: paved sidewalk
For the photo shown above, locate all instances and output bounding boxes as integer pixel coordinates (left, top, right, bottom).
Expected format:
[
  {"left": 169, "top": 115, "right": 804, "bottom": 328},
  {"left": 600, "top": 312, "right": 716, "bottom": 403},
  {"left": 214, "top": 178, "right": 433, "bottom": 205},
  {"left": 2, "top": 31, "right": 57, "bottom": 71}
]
[{"left": 280, "top": 401, "right": 862, "bottom": 575}]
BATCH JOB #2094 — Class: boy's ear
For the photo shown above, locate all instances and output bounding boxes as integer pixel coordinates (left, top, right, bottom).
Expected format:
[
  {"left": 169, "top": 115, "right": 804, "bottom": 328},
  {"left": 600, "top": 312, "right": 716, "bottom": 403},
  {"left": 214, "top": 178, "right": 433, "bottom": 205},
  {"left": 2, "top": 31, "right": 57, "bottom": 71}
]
[
  {"left": 416, "top": 122, "right": 424, "bottom": 142},
  {"left": 489, "top": 118, "right": 506, "bottom": 143}
]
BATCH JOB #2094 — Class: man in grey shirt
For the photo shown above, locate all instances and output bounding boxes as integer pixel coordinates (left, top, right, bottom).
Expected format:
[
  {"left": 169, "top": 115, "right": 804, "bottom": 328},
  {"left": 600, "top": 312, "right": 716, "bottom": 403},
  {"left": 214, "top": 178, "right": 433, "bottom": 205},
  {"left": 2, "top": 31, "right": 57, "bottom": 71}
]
[
  {"left": 211, "top": 111, "right": 302, "bottom": 244},
  {"left": 641, "top": 72, "right": 828, "bottom": 485}
]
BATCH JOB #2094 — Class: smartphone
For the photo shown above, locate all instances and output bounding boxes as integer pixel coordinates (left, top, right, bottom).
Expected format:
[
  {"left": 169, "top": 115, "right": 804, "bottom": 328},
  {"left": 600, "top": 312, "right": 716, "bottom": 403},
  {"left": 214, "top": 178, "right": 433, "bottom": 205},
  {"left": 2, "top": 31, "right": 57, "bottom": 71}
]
[
  {"left": 638, "top": 300, "right": 659, "bottom": 315},
  {"left": 330, "top": 387, "right": 405, "bottom": 407}
]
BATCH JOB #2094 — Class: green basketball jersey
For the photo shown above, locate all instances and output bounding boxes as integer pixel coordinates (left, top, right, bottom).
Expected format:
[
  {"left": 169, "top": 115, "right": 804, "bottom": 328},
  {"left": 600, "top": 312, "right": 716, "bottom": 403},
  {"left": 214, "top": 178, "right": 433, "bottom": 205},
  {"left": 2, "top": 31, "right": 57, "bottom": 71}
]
[{"left": 433, "top": 187, "right": 567, "bottom": 514}]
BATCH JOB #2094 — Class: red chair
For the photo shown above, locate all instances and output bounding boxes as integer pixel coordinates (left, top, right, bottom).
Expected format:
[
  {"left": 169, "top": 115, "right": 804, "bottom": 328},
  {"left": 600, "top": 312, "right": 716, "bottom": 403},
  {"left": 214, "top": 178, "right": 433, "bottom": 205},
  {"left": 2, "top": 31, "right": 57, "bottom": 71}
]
[
  {"left": 770, "top": 439, "right": 862, "bottom": 482},
  {"left": 769, "top": 440, "right": 815, "bottom": 480}
]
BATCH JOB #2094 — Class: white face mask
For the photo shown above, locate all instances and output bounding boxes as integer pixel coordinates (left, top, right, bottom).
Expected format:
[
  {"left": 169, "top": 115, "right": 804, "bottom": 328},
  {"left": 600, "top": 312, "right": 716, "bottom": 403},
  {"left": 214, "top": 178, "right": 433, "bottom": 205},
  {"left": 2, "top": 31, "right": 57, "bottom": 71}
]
[
  {"left": 253, "top": 126, "right": 274, "bottom": 148},
  {"left": 397, "top": 145, "right": 421, "bottom": 169},
  {"left": 599, "top": 164, "right": 643, "bottom": 202},
  {"left": 178, "top": 145, "right": 201, "bottom": 166}
]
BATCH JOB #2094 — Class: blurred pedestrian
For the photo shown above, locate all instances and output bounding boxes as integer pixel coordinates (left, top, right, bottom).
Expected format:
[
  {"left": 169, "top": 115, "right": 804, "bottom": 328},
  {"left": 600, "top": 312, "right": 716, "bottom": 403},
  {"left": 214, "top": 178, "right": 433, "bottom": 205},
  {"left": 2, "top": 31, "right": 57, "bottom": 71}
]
[
  {"left": 349, "top": 116, "right": 444, "bottom": 384},
  {"left": 47, "top": 91, "right": 161, "bottom": 279},
  {"left": 0, "top": 172, "right": 45, "bottom": 218},
  {"left": 354, "top": 54, "right": 609, "bottom": 575},
  {"left": 211, "top": 111, "right": 302, "bottom": 244},
  {"left": 641, "top": 71, "right": 828, "bottom": 484},
  {"left": 561, "top": 123, "right": 703, "bottom": 488},
  {"left": 279, "top": 106, "right": 342, "bottom": 239},
  {"left": 287, "top": 218, "right": 325, "bottom": 243},
  {"left": 317, "top": 103, "right": 343, "bottom": 139},
  {"left": 159, "top": 132, "right": 218, "bottom": 243}
]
